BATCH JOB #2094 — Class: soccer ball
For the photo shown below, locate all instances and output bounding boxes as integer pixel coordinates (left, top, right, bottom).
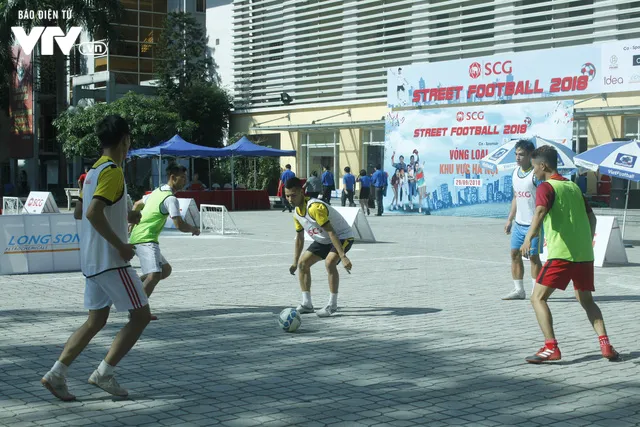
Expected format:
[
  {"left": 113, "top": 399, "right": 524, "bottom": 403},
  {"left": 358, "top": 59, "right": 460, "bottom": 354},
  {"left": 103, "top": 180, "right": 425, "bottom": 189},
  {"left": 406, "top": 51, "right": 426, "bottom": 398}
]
[{"left": 278, "top": 308, "right": 301, "bottom": 332}]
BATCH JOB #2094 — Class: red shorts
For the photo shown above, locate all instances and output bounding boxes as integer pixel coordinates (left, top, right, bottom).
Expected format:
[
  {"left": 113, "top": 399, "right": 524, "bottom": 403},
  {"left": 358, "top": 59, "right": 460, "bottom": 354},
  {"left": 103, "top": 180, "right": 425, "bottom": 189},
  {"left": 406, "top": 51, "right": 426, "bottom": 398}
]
[{"left": 537, "top": 259, "right": 595, "bottom": 292}]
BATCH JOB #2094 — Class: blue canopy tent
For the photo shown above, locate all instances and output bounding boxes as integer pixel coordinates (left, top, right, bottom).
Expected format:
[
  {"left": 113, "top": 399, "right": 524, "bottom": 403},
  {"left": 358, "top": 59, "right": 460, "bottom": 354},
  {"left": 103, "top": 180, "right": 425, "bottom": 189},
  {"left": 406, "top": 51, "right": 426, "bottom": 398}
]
[
  {"left": 127, "top": 134, "right": 228, "bottom": 185},
  {"left": 218, "top": 136, "right": 296, "bottom": 210}
]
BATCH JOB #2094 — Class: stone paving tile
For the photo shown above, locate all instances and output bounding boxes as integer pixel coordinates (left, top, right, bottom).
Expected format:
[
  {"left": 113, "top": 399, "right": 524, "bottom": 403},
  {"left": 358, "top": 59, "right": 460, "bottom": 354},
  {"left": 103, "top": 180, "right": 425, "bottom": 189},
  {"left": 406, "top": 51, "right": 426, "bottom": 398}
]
[{"left": 1, "top": 212, "right": 640, "bottom": 427}]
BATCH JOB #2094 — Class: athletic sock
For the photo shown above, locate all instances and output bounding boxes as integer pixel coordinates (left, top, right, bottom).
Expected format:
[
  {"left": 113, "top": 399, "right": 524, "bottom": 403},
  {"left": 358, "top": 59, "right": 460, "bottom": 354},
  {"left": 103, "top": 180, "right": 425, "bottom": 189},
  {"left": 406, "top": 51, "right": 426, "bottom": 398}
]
[
  {"left": 328, "top": 293, "right": 338, "bottom": 308},
  {"left": 545, "top": 339, "right": 558, "bottom": 350},
  {"left": 50, "top": 361, "right": 68, "bottom": 378},
  {"left": 97, "top": 360, "right": 115, "bottom": 377},
  {"left": 302, "top": 291, "right": 312, "bottom": 307},
  {"left": 514, "top": 280, "right": 524, "bottom": 292},
  {"left": 599, "top": 335, "right": 610, "bottom": 349}
]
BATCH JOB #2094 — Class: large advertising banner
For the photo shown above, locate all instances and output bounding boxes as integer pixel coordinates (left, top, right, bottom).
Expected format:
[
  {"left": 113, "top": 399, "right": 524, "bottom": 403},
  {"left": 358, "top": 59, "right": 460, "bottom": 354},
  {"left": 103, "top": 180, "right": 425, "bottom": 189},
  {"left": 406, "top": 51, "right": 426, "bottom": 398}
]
[
  {"left": 0, "top": 214, "right": 81, "bottom": 275},
  {"left": 387, "top": 39, "right": 640, "bottom": 108},
  {"left": 384, "top": 101, "right": 574, "bottom": 217},
  {"left": 9, "top": 44, "right": 34, "bottom": 159}
]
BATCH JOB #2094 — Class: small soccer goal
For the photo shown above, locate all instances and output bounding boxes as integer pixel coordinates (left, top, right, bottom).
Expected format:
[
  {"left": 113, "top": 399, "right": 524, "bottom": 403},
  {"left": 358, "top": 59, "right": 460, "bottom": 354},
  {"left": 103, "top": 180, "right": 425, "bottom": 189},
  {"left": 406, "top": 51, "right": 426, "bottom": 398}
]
[
  {"left": 199, "top": 204, "right": 240, "bottom": 235},
  {"left": 2, "top": 197, "right": 24, "bottom": 215}
]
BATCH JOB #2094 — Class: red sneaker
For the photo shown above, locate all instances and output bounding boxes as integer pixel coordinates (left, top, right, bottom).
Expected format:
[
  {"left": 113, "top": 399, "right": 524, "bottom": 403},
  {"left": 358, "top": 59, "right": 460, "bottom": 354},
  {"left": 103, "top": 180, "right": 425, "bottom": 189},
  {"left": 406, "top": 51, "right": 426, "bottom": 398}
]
[
  {"left": 526, "top": 346, "right": 562, "bottom": 364},
  {"left": 601, "top": 345, "right": 621, "bottom": 361}
]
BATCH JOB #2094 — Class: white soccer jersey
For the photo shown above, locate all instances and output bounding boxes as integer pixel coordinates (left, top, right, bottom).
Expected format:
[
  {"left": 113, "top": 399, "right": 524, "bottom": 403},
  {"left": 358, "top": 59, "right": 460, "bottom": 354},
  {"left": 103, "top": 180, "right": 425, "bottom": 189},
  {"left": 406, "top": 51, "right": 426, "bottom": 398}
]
[
  {"left": 81, "top": 158, "right": 130, "bottom": 277},
  {"left": 512, "top": 166, "right": 538, "bottom": 225},
  {"left": 294, "top": 199, "right": 354, "bottom": 244}
]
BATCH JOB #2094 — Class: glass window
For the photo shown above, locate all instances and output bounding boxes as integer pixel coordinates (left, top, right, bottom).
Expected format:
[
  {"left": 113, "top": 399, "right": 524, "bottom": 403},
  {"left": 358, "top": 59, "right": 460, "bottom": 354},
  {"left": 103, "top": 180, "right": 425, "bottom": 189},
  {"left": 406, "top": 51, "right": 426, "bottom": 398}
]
[
  {"left": 94, "top": 57, "right": 107, "bottom": 72},
  {"left": 139, "top": 28, "right": 157, "bottom": 45},
  {"left": 139, "top": 12, "right": 165, "bottom": 28},
  {"left": 139, "top": 58, "right": 156, "bottom": 73},
  {"left": 114, "top": 72, "right": 139, "bottom": 85},
  {"left": 153, "top": 14, "right": 167, "bottom": 28},
  {"left": 140, "top": 43, "right": 155, "bottom": 58},
  {"left": 121, "top": 10, "right": 138, "bottom": 26},
  {"left": 111, "top": 41, "right": 139, "bottom": 57},
  {"left": 110, "top": 56, "right": 138, "bottom": 72},
  {"left": 573, "top": 119, "right": 588, "bottom": 154},
  {"left": 121, "top": 0, "right": 138, "bottom": 10},
  {"left": 197, "top": 0, "right": 206, "bottom": 12},
  {"left": 624, "top": 116, "right": 640, "bottom": 140},
  {"left": 139, "top": 12, "right": 153, "bottom": 27},
  {"left": 139, "top": 74, "right": 154, "bottom": 83},
  {"left": 115, "top": 25, "right": 138, "bottom": 42}
]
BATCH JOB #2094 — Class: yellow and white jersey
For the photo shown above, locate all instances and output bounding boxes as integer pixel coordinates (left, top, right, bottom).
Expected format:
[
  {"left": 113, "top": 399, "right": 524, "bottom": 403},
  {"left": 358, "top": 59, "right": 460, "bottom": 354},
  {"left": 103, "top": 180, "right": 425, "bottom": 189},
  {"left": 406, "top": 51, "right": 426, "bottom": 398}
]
[
  {"left": 293, "top": 198, "right": 353, "bottom": 244},
  {"left": 80, "top": 156, "right": 129, "bottom": 277}
]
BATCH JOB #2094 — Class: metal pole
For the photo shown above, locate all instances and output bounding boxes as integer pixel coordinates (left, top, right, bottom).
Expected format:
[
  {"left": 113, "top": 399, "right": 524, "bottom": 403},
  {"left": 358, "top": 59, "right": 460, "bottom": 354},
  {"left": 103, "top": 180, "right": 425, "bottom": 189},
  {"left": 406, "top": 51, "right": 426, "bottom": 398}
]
[
  {"left": 231, "top": 156, "right": 235, "bottom": 211},
  {"left": 622, "top": 179, "right": 630, "bottom": 240},
  {"left": 208, "top": 158, "right": 212, "bottom": 188}
]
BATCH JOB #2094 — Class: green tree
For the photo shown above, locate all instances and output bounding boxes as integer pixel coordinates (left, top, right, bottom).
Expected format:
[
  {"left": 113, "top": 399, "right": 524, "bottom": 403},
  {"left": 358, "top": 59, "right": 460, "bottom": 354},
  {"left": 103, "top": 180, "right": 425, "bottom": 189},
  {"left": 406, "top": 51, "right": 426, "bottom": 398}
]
[
  {"left": 155, "top": 12, "right": 231, "bottom": 148},
  {"left": 155, "top": 12, "right": 218, "bottom": 98},
  {"left": 54, "top": 92, "right": 197, "bottom": 158}
]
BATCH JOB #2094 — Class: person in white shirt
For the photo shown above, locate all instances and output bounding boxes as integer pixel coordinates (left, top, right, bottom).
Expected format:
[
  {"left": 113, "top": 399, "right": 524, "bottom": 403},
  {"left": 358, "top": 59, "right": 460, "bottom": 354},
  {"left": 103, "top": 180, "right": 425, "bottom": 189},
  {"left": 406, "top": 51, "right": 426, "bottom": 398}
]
[
  {"left": 41, "top": 115, "right": 151, "bottom": 401},
  {"left": 503, "top": 140, "right": 544, "bottom": 300},
  {"left": 285, "top": 177, "right": 353, "bottom": 317}
]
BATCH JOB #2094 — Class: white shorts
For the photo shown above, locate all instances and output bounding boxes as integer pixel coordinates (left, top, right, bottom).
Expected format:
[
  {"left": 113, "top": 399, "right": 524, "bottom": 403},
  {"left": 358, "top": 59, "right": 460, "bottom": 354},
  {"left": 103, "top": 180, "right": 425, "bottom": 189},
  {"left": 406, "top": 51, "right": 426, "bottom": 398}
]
[
  {"left": 134, "top": 243, "right": 168, "bottom": 275},
  {"left": 84, "top": 267, "right": 148, "bottom": 312}
]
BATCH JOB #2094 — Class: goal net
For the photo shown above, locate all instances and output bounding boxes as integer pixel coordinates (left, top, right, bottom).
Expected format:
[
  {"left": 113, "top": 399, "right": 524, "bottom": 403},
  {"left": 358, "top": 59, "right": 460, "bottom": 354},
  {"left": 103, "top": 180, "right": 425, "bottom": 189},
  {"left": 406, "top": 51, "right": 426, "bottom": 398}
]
[
  {"left": 199, "top": 204, "right": 240, "bottom": 235},
  {"left": 2, "top": 197, "right": 24, "bottom": 215}
]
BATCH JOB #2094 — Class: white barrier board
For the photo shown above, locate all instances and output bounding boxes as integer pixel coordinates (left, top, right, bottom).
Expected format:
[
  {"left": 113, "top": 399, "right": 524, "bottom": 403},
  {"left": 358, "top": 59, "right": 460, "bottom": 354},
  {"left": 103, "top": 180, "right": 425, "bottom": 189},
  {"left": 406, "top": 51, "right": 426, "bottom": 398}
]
[
  {"left": 23, "top": 192, "right": 60, "bottom": 214},
  {"left": 0, "top": 214, "right": 81, "bottom": 275},
  {"left": 538, "top": 215, "right": 627, "bottom": 267},
  {"left": 164, "top": 198, "right": 200, "bottom": 229},
  {"left": 303, "top": 206, "right": 376, "bottom": 243}
]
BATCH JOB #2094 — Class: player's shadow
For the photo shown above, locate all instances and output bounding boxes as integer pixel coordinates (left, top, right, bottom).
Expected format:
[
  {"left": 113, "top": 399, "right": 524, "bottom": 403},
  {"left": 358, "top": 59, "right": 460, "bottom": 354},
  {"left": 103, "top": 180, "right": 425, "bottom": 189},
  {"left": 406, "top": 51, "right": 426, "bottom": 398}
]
[
  {"left": 555, "top": 351, "right": 639, "bottom": 365},
  {"left": 335, "top": 307, "right": 442, "bottom": 317},
  {"left": 549, "top": 295, "right": 640, "bottom": 303},
  {"left": 145, "top": 305, "right": 441, "bottom": 318}
]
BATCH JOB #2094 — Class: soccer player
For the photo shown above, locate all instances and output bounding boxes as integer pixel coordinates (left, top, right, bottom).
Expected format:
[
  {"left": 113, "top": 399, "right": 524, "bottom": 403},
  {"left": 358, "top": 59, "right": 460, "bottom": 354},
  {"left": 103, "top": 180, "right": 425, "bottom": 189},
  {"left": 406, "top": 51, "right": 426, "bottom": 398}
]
[
  {"left": 41, "top": 115, "right": 151, "bottom": 401},
  {"left": 285, "top": 177, "right": 353, "bottom": 317},
  {"left": 129, "top": 163, "right": 200, "bottom": 320},
  {"left": 503, "top": 140, "right": 543, "bottom": 300},
  {"left": 521, "top": 145, "right": 619, "bottom": 364}
]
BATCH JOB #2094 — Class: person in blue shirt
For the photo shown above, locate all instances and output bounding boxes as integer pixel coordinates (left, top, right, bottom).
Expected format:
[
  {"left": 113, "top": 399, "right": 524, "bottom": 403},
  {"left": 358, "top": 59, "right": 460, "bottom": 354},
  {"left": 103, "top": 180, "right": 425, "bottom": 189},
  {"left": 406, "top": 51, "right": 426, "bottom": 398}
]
[
  {"left": 356, "top": 169, "right": 372, "bottom": 215},
  {"left": 280, "top": 164, "right": 296, "bottom": 212},
  {"left": 371, "top": 164, "right": 386, "bottom": 216},
  {"left": 321, "top": 165, "right": 335, "bottom": 205},
  {"left": 341, "top": 166, "right": 356, "bottom": 207}
]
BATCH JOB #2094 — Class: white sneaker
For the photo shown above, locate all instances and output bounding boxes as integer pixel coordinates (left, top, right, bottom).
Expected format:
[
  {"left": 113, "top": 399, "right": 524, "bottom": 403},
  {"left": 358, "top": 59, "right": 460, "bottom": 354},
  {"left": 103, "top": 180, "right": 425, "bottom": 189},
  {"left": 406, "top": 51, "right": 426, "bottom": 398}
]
[
  {"left": 419, "top": 207, "right": 422, "bottom": 213},
  {"left": 88, "top": 370, "right": 128, "bottom": 397},
  {"left": 316, "top": 305, "right": 338, "bottom": 317},
  {"left": 502, "top": 289, "right": 526, "bottom": 300},
  {"left": 41, "top": 372, "right": 76, "bottom": 401},
  {"left": 296, "top": 304, "right": 315, "bottom": 314}
]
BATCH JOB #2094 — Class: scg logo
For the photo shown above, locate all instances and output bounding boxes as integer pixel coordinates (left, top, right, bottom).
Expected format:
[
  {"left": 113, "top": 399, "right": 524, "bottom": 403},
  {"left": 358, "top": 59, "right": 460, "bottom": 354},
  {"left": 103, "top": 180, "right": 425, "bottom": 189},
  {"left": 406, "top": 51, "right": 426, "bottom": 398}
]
[
  {"left": 466, "top": 112, "right": 485, "bottom": 121},
  {"left": 456, "top": 111, "right": 465, "bottom": 122},
  {"left": 516, "top": 191, "right": 532, "bottom": 198},
  {"left": 470, "top": 61, "right": 513, "bottom": 79},
  {"left": 633, "top": 55, "right": 640, "bottom": 66}
]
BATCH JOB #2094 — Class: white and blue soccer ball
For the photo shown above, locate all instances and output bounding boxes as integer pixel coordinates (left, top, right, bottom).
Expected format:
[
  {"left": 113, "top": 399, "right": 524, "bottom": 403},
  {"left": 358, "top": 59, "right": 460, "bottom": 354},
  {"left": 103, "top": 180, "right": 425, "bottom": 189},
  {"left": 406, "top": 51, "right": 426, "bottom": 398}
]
[{"left": 278, "top": 307, "right": 301, "bottom": 332}]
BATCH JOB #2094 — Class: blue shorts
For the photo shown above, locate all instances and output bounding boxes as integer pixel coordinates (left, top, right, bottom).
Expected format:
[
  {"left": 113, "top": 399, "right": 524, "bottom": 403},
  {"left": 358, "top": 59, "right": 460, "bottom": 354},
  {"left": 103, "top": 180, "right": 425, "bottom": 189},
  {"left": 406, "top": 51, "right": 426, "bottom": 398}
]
[{"left": 510, "top": 222, "right": 543, "bottom": 255}]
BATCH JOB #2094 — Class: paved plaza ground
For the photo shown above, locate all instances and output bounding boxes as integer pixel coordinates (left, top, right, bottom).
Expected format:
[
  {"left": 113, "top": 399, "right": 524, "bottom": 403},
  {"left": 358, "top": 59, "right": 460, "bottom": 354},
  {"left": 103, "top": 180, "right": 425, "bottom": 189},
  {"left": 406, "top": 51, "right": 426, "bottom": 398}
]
[{"left": 1, "top": 209, "right": 640, "bottom": 427}]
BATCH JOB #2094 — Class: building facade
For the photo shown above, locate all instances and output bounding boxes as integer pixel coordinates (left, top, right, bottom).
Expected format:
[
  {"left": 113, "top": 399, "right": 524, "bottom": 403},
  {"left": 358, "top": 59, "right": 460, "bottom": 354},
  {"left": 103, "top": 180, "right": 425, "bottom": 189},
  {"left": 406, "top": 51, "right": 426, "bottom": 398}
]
[
  {"left": 7, "top": 0, "right": 207, "bottom": 196},
  {"left": 225, "top": 0, "right": 640, "bottom": 196}
]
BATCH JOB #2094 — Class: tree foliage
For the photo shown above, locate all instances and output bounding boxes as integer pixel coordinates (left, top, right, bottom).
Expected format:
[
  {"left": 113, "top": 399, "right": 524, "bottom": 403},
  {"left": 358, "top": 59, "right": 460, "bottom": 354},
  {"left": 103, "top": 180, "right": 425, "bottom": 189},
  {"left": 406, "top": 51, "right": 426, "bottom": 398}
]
[
  {"left": 155, "top": 12, "right": 218, "bottom": 97},
  {"left": 155, "top": 12, "right": 231, "bottom": 148},
  {"left": 54, "top": 92, "right": 197, "bottom": 158}
]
